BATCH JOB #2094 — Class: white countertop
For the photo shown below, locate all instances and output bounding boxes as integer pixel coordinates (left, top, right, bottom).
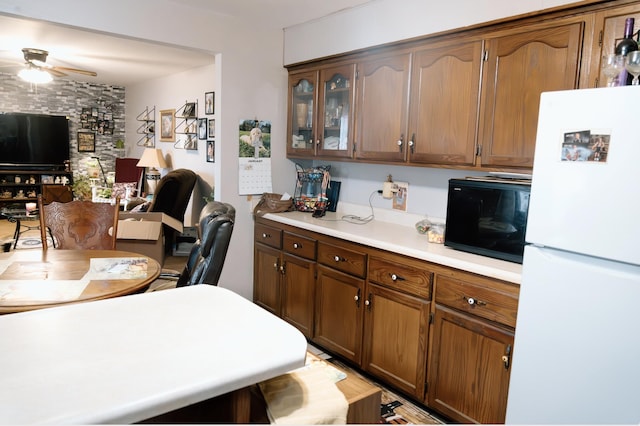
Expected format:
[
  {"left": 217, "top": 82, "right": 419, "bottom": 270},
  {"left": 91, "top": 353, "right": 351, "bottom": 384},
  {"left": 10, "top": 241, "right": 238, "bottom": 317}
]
[
  {"left": 0, "top": 285, "right": 307, "bottom": 424},
  {"left": 263, "top": 210, "right": 522, "bottom": 284}
]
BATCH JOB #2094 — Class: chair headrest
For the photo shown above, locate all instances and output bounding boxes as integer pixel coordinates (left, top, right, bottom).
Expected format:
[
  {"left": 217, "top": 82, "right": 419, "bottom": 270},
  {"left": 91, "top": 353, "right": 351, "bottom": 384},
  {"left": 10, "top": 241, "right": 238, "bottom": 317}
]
[{"left": 199, "top": 202, "right": 236, "bottom": 257}]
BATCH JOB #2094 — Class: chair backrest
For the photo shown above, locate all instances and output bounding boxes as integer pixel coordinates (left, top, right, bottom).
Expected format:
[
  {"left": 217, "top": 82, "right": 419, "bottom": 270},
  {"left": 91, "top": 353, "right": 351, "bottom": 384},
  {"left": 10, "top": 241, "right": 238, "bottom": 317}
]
[
  {"left": 115, "top": 157, "right": 144, "bottom": 185},
  {"left": 148, "top": 168, "right": 197, "bottom": 254},
  {"left": 149, "top": 169, "right": 197, "bottom": 222},
  {"left": 38, "top": 194, "right": 120, "bottom": 250},
  {"left": 176, "top": 201, "right": 235, "bottom": 287}
]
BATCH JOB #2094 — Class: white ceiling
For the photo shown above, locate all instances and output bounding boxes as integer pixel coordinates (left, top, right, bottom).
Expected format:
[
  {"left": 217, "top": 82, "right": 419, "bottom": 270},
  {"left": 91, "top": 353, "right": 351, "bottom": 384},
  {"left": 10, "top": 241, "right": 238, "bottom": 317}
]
[{"left": 0, "top": 0, "right": 372, "bottom": 86}]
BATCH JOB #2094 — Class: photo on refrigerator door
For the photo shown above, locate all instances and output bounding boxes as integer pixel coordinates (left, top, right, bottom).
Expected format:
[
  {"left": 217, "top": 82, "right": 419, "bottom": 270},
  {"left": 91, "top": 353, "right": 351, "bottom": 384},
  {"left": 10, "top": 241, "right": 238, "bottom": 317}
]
[
  {"left": 561, "top": 130, "right": 611, "bottom": 163},
  {"left": 562, "top": 130, "right": 591, "bottom": 161}
]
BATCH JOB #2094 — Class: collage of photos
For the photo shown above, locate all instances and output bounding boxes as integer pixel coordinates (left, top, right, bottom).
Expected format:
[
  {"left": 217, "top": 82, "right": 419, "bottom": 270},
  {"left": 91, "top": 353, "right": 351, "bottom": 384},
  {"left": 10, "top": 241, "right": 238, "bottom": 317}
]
[{"left": 561, "top": 130, "right": 610, "bottom": 162}]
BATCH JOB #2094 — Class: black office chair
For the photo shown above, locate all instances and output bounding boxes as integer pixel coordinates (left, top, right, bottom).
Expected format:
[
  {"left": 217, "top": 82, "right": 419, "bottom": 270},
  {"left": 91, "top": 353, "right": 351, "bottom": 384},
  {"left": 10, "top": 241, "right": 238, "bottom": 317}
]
[
  {"left": 177, "top": 201, "right": 235, "bottom": 286},
  {"left": 149, "top": 201, "right": 235, "bottom": 291},
  {"left": 147, "top": 169, "right": 197, "bottom": 254}
]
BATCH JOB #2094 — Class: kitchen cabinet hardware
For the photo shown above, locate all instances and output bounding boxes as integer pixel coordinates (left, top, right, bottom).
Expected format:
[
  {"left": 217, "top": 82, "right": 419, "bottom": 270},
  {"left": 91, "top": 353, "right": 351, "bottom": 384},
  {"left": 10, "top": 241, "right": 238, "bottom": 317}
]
[
  {"left": 333, "top": 255, "right": 345, "bottom": 262},
  {"left": 397, "top": 135, "right": 404, "bottom": 152},
  {"left": 354, "top": 288, "right": 361, "bottom": 307},
  {"left": 465, "top": 296, "right": 487, "bottom": 306},
  {"left": 292, "top": 242, "right": 301, "bottom": 249},
  {"left": 390, "top": 273, "right": 405, "bottom": 282},
  {"left": 502, "top": 344, "right": 512, "bottom": 370},
  {"left": 262, "top": 233, "right": 270, "bottom": 239}
]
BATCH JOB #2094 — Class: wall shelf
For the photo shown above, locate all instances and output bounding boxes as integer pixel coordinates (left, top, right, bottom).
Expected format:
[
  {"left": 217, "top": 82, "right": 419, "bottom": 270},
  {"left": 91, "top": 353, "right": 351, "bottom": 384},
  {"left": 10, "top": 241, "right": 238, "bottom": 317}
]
[
  {"left": 174, "top": 101, "right": 198, "bottom": 150},
  {"left": 136, "top": 106, "right": 155, "bottom": 147}
]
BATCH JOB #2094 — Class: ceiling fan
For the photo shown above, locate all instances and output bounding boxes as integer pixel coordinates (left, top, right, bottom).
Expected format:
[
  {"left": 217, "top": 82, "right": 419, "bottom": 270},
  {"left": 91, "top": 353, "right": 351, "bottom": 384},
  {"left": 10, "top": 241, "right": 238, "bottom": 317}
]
[{"left": 19, "top": 47, "right": 97, "bottom": 83}]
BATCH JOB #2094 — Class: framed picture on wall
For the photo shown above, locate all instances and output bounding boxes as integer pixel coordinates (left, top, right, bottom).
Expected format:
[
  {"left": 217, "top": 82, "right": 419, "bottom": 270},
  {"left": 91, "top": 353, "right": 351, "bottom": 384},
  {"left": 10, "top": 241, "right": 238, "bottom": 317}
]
[
  {"left": 205, "top": 92, "right": 214, "bottom": 115},
  {"left": 206, "top": 140, "right": 215, "bottom": 162},
  {"left": 159, "top": 109, "right": 175, "bottom": 142},
  {"left": 77, "top": 132, "right": 95, "bottom": 152},
  {"left": 208, "top": 119, "right": 215, "bottom": 139},
  {"left": 198, "top": 118, "right": 207, "bottom": 140}
]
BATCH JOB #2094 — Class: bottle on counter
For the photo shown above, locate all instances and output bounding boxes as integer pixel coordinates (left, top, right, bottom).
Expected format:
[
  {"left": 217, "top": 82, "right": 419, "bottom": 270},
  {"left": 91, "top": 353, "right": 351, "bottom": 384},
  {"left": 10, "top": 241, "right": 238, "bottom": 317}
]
[{"left": 614, "top": 17, "right": 638, "bottom": 86}]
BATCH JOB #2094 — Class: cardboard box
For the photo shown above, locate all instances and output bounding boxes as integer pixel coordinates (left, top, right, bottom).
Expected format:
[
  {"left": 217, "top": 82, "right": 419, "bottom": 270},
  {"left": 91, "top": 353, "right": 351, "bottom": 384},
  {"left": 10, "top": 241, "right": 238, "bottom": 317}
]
[{"left": 116, "top": 212, "right": 183, "bottom": 266}]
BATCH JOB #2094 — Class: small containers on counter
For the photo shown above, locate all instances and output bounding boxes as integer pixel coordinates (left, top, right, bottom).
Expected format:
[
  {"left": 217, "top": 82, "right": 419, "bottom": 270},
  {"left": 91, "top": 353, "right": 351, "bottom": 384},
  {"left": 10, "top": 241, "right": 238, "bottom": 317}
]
[{"left": 415, "top": 218, "right": 445, "bottom": 244}]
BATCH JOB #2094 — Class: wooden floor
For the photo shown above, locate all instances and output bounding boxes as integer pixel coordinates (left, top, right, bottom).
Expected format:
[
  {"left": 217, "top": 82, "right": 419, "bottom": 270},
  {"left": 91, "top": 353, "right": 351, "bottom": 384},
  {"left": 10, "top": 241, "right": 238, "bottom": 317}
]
[{"left": 308, "top": 344, "right": 447, "bottom": 425}]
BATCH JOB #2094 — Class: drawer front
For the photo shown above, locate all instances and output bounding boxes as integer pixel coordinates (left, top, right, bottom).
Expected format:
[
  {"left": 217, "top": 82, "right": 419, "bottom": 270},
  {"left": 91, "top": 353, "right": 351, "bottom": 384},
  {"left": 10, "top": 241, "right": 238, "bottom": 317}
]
[
  {"left": 317, "top": 241, "right": 367, "bottom": 278},
  {"left": 368, "top": 256, "right": 432, "bottom": 299},
  {"left": 435, "top": 275, "right": 518, "bottom": 328},
  {"left": 283, "top": 231, "right": 317, "bottom": 260},
  {"left": 254, "top": 223, "right": 282, "bottom": 249}
]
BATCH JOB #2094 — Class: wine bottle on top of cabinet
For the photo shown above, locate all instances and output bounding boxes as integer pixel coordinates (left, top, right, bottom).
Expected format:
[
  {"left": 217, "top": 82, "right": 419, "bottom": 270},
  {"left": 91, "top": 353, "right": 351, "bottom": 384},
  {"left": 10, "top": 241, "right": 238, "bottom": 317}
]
[{"left": 614, "top": 17, "right": 638, "bottom": 86}]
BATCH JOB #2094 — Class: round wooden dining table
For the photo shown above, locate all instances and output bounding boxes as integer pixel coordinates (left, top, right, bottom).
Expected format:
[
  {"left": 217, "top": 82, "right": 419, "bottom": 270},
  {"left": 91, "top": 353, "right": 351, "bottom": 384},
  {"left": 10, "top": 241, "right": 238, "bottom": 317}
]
[{"left": 0, "top": 249, "right": 161, "bottom": 314}]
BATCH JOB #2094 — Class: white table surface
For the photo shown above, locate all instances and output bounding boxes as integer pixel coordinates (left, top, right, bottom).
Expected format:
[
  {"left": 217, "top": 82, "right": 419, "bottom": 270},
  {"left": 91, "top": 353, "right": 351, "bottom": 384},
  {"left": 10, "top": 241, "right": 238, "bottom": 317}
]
[
  {"left": 264, "top": 210, "right": 522, "bottom": 284},
  {"left": 0, "top": 285, "right": 307, "bottom": 424}
]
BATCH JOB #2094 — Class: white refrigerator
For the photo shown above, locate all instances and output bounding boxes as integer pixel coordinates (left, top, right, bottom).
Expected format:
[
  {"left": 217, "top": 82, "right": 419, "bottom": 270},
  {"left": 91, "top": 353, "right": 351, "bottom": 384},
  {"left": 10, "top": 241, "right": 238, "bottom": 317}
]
[{"left": 505, "top": 86, "right": 640, "bottom": 424}]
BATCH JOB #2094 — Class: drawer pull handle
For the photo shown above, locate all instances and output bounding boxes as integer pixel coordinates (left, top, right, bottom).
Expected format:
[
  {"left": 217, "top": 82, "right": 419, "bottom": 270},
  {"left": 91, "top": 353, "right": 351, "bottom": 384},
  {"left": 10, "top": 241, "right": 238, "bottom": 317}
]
[
  {"left": 465, "top": 296, "right": 487, "bottom": 306},
  {"left": 333, "top": 255, "right": 345, "bottom": 262},
  {"left": 262, "top": 233, "right": 270, "bottom": 239},
  {"left": 390, "top": 273, "right": 405, "bottom": 282},
  {"left": 293, "top": 243, "right": 301, "bottom": 249},
  {"left": 354, "top": 288, "right": 361, "bottom": 307}
]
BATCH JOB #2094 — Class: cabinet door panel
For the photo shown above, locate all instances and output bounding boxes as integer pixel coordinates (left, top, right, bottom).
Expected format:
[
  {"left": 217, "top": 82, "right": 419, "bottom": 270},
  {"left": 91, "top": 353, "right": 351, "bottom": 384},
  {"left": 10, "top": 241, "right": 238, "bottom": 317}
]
[
  {"left": 288, "top": 71, "right": 318, "bottom": 157},
  {"left": 428, "top": 305, "right": 513, "bottom": 424},
  {"left": 253, "top": 244, "right": 281, "bottom": 316},
  {"left": 317, "top": 64, "right": 356, "bottom": 158},
  {"left": 313, "top": 265, "right": 364, "bottom": 364},
  {"left": 408, "top": 40, "right": 483, "bottom": 166},
  {"left": 596, "top": 7, "right": 640, "bottom": 87},
  {"left": 480, "top": 22, "right": 583, "bottom": 168},
  {"left": 362, "top": 283, "right": 429, "bottom": 399},
  {"left": 355, "top": 52, "right": 411, "bottom": 162},
  {"left": 281, "top": 253, "right": 315, "bottom": 338}
]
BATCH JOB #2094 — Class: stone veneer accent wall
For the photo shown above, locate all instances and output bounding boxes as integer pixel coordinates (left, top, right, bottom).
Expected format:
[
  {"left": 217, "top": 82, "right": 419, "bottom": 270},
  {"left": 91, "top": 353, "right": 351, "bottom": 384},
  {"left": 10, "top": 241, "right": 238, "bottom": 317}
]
[{"left": 0, "top": 72, "right": 125, "bottom": 177}]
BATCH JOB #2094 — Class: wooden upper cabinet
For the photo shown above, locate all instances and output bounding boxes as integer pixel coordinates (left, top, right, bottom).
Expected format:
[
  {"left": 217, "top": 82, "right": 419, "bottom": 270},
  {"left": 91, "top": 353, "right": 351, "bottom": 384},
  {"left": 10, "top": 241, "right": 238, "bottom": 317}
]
[
  {"left": 288, "top": 70, "right": 319, "bottom": 157},
  {"left": 478, "top": 21, "right": 584, "bottom": 169},
  {"left": 354, "top": 52, "right": 411, "bottom": 162},
  {"left": 408, "top": 39, "right": 484, "bottom": 166},
  {"left": 593, "top": 5, "right": 640, "bottom": 87},
  {"left": 317, "top": 64, "right": 356, "bottom": 158}
]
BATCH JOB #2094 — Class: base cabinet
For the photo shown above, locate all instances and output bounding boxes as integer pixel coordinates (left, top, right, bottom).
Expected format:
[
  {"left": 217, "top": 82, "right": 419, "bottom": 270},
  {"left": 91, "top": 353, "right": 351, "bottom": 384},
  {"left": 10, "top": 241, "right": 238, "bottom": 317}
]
[
  {"left": 428, "top": 306, "right": 514, "bottom": 424},
  {"left": 362, "top": 282, "right": 430, "bottom": 399},
  {"left": 254, "top": 217, "right": 519, "bottom": 423},
  {"left": 254, "top": 222, "right": 316, "bottom": 338},
  {"left": 314, "top": 265, "right": 364, "bottom": 364}
]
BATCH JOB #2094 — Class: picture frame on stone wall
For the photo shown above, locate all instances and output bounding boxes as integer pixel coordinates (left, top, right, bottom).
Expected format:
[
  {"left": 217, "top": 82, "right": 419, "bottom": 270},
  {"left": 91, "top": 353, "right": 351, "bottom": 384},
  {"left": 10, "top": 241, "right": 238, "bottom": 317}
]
[
  {"left": 160, "top": 109, "right": 175, "bottom": 142},
  {"left": 77, "top": 131, "right": 96, "bottom": 152}
]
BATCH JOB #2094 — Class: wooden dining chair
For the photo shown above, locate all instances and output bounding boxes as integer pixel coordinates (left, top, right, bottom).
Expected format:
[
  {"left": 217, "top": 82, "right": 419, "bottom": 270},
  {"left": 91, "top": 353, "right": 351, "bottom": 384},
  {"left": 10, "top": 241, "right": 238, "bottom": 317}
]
[{"left": 38, "top": 194, "right": 120, "bottom": 250}]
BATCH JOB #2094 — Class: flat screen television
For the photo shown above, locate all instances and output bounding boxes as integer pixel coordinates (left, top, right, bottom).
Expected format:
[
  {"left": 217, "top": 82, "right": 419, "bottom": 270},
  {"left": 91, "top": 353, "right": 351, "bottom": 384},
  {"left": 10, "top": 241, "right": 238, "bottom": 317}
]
[{"left": 0, "top": 112, "right": 70, "bottom": 170}]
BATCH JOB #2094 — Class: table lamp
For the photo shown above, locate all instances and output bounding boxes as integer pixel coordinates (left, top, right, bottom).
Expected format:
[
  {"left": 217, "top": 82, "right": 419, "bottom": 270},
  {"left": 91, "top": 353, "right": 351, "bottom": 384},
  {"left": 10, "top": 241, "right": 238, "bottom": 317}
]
[{"left": 136, "top": 148, "right": 167, "bottom": 195}]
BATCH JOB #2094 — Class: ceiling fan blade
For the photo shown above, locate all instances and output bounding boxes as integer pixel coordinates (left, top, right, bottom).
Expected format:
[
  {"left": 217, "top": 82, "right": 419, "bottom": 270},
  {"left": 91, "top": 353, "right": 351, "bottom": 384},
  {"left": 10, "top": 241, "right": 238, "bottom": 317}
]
[
  {"left": 51, "top": 66, "right": 96, "bottom": 77},
  {"left": 47, "top": 68, "right": 67, "bottom": 77}
]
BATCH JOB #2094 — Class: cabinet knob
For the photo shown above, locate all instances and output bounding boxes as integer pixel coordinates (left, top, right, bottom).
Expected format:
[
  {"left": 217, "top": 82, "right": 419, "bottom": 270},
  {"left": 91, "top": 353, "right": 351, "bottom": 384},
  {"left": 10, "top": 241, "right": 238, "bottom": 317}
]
[
  {"left": 262, "top": 233, "right": 270, "bottom": 239},
  {"left": 390, "top": 273, "right": 405, "bottom": 282},
  {"left": 334, "top": 255, "right": 342, "bottom": 262},
  {"left": 293, "top": 243, "right": 300, "bottom": 249},
  {"left": 465, "top": 296, "right": 487, "bottom": 306}
]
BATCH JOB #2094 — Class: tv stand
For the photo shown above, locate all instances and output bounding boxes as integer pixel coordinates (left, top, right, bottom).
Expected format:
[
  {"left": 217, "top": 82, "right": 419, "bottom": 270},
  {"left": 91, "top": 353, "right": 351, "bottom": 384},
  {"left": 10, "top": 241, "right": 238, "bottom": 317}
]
[{"left": 0, "top": 169, "right": 73, "bottom": 207}]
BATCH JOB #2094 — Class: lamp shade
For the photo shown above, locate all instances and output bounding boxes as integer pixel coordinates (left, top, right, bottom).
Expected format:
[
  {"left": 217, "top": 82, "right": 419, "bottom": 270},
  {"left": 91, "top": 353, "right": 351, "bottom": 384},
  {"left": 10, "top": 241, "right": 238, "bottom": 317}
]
[{"left": 137, "top": 148, "right": 167, "bottom": 169}]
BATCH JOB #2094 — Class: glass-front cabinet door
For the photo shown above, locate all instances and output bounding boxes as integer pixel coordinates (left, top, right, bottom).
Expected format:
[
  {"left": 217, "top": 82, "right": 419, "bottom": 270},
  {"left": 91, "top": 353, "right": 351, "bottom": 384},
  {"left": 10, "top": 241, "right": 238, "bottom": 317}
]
[
  {"left": 317, "top": 64, "right": 355, "bottom": 158},
  {"left": 288, "top": 71, "right": 318, "bottom": 157}
]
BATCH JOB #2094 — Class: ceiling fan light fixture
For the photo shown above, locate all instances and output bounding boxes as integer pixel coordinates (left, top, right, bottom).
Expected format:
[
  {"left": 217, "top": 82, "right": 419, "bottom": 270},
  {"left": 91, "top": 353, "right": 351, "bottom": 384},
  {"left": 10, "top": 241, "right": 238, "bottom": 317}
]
[{"left": 18, "top": 66, "right": 53, "bottom": 84}]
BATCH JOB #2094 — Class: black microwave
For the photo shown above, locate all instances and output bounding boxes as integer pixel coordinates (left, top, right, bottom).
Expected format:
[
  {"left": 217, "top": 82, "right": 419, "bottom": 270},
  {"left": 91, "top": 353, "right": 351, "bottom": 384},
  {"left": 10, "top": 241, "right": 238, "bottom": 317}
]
[{"left": 444, "top": 178, "right": 531, "bottom": 264}]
